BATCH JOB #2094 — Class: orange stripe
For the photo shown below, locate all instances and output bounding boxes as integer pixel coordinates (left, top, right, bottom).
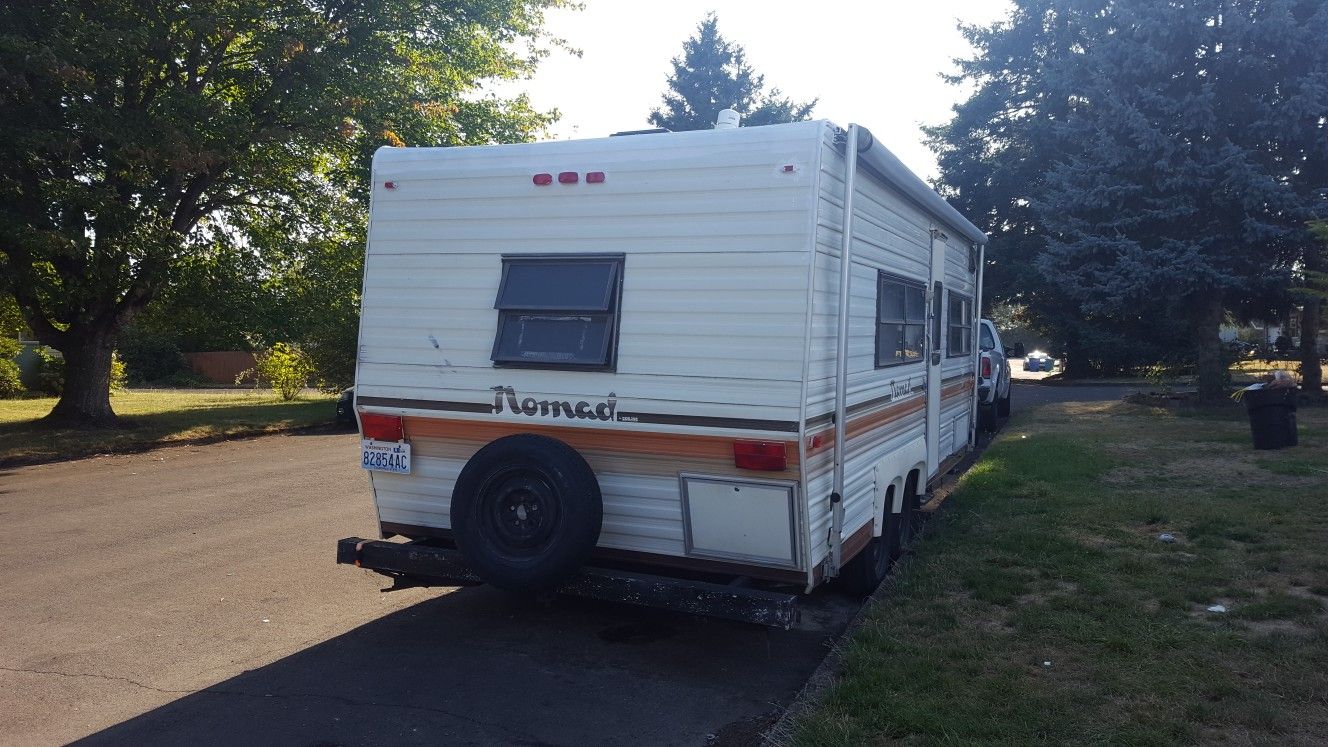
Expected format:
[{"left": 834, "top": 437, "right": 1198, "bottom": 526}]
[
  {"left": 805, "top": 378, "right": 975, "bottom": 457},
  {"left": 805, "top": 399, "right": 924, "bottom": 457},
  {"left": 400, "top": 415, "right": 801, "bottom": 468}
]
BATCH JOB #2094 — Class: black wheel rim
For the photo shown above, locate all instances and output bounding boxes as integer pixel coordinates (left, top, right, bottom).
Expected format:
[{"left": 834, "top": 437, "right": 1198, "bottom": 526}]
[{"left": 478, "top": 467, "right": 560, "bottom": 554}]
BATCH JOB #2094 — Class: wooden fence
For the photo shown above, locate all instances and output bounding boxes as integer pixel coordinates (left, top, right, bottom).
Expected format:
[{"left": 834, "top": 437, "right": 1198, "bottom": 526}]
[{"left": 184, "top": 351, "right": 257, "bottom": 385}]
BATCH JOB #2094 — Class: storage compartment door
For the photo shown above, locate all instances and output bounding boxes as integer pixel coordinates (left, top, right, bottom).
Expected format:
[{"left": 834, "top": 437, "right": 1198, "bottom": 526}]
[{"left": 681, "top": 475, "right": 799, "bottom": 569}]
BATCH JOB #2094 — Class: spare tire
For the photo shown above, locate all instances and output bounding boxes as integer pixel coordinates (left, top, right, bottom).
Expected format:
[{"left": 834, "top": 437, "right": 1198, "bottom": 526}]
[{"left": 450, "top": 434, "right": 602, "bottom": 592}]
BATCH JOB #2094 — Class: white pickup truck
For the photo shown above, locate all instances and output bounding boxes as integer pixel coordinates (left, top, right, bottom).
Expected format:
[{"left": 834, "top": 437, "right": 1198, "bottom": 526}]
[{"left": 977, "top": 319, "right": 1012, "bottom": 431}]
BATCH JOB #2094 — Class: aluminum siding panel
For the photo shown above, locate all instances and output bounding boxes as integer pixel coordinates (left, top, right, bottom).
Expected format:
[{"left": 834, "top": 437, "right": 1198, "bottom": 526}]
[{"left": 357, "top": 123, "right": 822, "bottom": 566}]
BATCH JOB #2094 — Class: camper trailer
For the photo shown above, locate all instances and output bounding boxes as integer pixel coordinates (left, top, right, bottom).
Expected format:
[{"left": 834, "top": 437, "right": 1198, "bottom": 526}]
[{"left": 337, "top": 118, "right": 987, "bottom": 627}]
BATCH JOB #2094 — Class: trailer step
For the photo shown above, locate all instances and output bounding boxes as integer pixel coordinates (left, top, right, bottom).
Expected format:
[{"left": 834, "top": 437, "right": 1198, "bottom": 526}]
[{"left": 337, "top": 537, "right": 798, "bottom": 628}]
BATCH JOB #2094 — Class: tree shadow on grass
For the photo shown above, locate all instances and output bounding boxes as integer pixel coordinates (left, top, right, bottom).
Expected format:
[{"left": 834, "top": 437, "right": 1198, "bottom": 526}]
[{"left": 0, "top": 400, "right": 336, "bottom": 468}]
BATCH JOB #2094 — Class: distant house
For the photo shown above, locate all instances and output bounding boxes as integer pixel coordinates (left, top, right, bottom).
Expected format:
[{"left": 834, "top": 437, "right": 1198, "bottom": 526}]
[
  {"left": 12, "top": 328, "right": 47, "bottom": 389},
  {"left": 1222, "top": 309, "right": 1327, "bottom": 355}
]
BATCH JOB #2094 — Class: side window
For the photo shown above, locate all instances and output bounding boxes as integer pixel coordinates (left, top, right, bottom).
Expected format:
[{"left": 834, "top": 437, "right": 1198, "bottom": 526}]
[
  {"left": 979, "top": 323, "right": 995, "bottom": 351},
  {"left": 492, "top": 254, "right": 624, "bottom": 370},
  {"left": 947, "top": 293, "right": 973, "bottom": 357},
  {"left": 876, "top": 273, "right": 927, "bottom": 367}
]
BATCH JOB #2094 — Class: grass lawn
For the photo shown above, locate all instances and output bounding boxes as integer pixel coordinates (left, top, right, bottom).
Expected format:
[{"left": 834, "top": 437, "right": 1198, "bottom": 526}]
[
  {"left": 794, "top": 399, "right": 1328, "bottom": 745},
  {"left": 0, "top": 388, "right": 338, "bottom": 466},
  {"left": 1231, "top": 358, "right": 1328, "bottom": 384}
]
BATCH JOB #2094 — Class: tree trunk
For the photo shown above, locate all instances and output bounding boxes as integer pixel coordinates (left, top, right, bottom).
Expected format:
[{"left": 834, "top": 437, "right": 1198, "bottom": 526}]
[
  {"left": 1193, "top": 295, "right": 1228, "bottom": 402},
  {"left": 1301, "top": 297, "right": 1324, "bottom": 400},
  {"left": 46, "top": 326, "right": 119, "bottom": 426}
]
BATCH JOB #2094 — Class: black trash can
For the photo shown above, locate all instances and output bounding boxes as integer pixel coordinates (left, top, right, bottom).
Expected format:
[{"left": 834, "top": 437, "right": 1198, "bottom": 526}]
[{"left": 1242, "top": 386, "right": 1298, "bottom": 450}]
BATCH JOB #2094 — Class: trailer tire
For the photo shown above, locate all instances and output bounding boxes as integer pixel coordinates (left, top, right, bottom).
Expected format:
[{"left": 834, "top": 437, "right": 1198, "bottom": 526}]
[
  {"left": 840, "top": 533, "right": 891, "bottom": 596},
  {"left": 451, "top": 434, "right": 602, "bottom": 593}
]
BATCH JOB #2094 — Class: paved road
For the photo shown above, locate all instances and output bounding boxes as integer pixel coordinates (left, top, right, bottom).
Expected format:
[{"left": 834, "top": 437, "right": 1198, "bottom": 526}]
[
  {"left": 1011, "top": 380, "right": 1141, "bottom": 410},
  {"left": 0, "top": 431, "right": 858, "bottom": 746}
]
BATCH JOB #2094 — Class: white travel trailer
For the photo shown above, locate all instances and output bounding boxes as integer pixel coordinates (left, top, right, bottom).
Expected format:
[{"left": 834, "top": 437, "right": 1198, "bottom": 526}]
[{"left": 338, "top": 118, "right": 987, "bottom": 627}]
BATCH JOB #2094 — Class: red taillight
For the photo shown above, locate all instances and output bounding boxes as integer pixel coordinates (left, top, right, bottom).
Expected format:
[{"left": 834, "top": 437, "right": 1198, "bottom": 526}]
[
  {"left": 586, "top": 171, "right": 606, "bottom": 183},
  {"left": 981, "top": 355, "right": 992, "bottom": 378},
  {"left": 532, "top": 173, "right": 553, "bottom": 186},
  {"left": 558, "top": 171, "right": 579, "bottom": 184},
  {"left": 733, "top": 441, "right": 787, "bottom": 471},
  {"left": 361, "top": 413, "right": 403, "bottom": 441}
]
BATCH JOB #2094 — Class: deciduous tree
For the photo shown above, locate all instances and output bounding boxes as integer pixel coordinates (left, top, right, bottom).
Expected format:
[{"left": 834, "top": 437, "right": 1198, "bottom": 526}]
[{"left": 0, "top": 0, "right": 562, "bottom": 424}]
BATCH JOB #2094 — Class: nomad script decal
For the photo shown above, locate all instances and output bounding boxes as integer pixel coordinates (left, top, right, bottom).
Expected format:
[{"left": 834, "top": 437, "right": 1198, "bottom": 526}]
[{"left": 492, "top": 386, "right": 617, "bottom": 422}]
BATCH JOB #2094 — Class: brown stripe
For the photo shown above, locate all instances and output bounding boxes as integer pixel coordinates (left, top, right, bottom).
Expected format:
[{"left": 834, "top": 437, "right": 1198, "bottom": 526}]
[
  {"left": 359, "top": 396, "right": 797, "bottom": 433},
  {"left": 616, "top": 410, "right": 799, "bottom": 433},
  {"left": 839, "top": 520, "right": 874, "bottom": 565},
  {"left": 357, "top": 396, "right": 491, "bottom": 413}
]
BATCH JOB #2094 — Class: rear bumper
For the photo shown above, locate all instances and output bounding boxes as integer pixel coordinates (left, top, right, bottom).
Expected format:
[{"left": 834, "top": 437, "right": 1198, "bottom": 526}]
[
  {"left": 337, "top": 537, "right": 799, "bottom": 629},
  {"left": 978, "top": 384, "right": 992, "bottom": 402}
]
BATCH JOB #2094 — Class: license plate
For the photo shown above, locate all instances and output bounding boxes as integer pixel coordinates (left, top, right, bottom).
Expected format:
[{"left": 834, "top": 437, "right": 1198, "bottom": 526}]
[{"left": 361, "top": 439, "right": 411, "bottom": 474}]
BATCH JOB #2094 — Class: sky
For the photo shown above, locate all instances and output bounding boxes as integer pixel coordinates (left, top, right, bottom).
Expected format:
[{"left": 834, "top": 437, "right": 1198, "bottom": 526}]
[{"left": 500, "top": 0, "right": 1013, "bottom": 181}]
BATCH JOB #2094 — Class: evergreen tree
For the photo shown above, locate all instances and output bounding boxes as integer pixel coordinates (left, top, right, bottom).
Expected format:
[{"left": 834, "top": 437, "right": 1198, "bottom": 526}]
[
  {"left": 1300, "top": 221, "right": 1328, "bottom": 398},
  {"left": 1035, "top": 0, "right": 1327, "bottom": 400},
  {"left": 931, "top": 0, "right": 1328, "bottom": 396},
  {"left": 648, "top": 14, "right": 815, "bottom": 131}
]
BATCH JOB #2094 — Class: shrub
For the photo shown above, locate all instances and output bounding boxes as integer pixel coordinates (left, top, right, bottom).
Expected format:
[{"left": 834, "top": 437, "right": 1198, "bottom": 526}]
[
  {"left": 110, "top": 352, "right": 127, "bottom": 391},
  {"left": 34, "top": 347, "right": 63, "bottom": 395},
  {"left": 117, "top": 329, "right": 185, "bottom": 384},
  {"left": 0, "top": 336, "right": 22, "bottom": 398},
  {"left": 160, "top": 369, "right": 208, "bottom": 388},
  {"left": 1144, "top": 362, "right": 1182, "bottom": 393},
  {"left": 31, "top": 348, "right": 127, "bottom": 395},
  {"left": 0, "top": 358, "right": 22, "bottom": 398},
  {"left": 239, "top": 342, "right": 313, "bottom": 401}
]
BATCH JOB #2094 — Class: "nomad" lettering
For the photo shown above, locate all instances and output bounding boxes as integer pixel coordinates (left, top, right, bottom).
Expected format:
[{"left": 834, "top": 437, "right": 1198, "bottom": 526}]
[{"left": 491, "top": 386, "right": 617, "bottom": 422}]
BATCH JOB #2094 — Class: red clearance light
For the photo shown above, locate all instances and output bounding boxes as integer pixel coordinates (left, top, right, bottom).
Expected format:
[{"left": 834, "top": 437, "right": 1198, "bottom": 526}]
[
  {"left": 533, "top": 173, "right": 553, "bottom": 186},
  {"left": 384, "top": 181, "right": 397, "bottom": 190},
  {"left": 981, "top": 355, "right": 992, "bottom": 378},
  {"left": 733, "top": 441, "right": 787, "bottom": 471},
  {"left": 586, "top": 171, "right": 606, "bottom": 183},
  {"left": 361, "top": 413, "right": 404, "bottom": 441},
  {"left": 558, "top": 171, "right": 579, "bottom": 184}
]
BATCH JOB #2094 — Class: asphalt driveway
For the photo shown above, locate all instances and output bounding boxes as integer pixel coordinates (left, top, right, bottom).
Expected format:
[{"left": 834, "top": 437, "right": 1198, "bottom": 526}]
[
  {"left": 0, "top": 431, "right": 858, "bottom": 746},
  {"left": 0, "top": 382, "right": 1132, "bottom": 745}
]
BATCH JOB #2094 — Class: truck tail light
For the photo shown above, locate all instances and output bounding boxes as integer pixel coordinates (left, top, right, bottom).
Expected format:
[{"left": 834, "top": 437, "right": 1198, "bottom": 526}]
[
  {"left": 981, "top": 354, "right": 992, "bottom": 378},
  {"left": 733, "top": 441, "right": 787, "bottom": 471},
  {"left": 361, "top": 413, "right": 404, "bottom": 441}
]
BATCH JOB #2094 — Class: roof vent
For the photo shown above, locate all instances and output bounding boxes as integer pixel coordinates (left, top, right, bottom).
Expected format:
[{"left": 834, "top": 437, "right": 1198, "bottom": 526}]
[
  {"left": 715, "top": 109, "right": 740, "bottom": 130},
  {"left": 610, "top": 128, "right": 671, "bottom": 137}
]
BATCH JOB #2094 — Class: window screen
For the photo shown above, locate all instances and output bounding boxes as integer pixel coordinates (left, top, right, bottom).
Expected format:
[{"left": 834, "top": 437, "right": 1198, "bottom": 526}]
[
  {"left": 492, "top": 255, "right": 624, "bottom": 369},
  {"left": 947, "top": 293, "right": 973, "bottom": 357},
  {"left": 876, "top": 273, "right": 927, "bottom": 367}
]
